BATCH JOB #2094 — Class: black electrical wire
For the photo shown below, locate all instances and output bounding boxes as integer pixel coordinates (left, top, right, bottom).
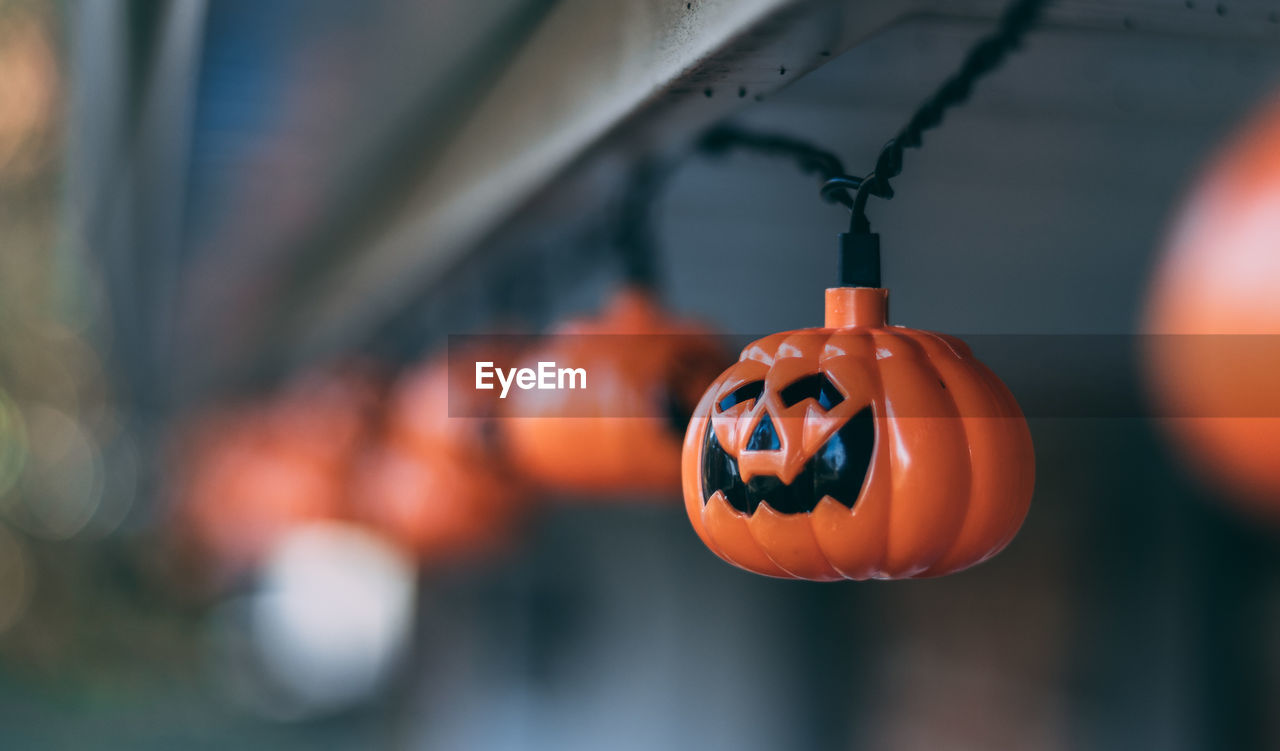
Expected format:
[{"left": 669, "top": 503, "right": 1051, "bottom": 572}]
[
  {"left": 615, "top": 157, "right": 673, "bottom": 291},
  {"left": 828, "top": 0, "right": 1049, "bottom": 234},
  {"left": 699, "top": 126, "right": 853, "bottom": 205},
  {"left": 696, "top": 0, "right": 1047, "bottom": 237},
  {"left": 623, "top": 0, "right": 1046, "bottom": 289},
  {"left": 619, "top": 128, "right": 850, "bottom": 289}
]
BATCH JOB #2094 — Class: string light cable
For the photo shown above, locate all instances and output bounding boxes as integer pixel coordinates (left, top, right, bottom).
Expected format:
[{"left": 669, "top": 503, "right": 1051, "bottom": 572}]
[{"left": 702, "top": 0, "right": 1049, "bottom": 287}]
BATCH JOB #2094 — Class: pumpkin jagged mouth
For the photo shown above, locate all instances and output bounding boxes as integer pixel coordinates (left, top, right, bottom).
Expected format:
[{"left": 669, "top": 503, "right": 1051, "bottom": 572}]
[{"left": 700, "top": 407, "right": 875, "bottom": 516}]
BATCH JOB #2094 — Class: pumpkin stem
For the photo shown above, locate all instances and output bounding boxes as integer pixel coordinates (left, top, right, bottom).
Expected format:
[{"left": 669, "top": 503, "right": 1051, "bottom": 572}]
[{"left": 826, "top": 287, "right": 888, "bottom": 328}]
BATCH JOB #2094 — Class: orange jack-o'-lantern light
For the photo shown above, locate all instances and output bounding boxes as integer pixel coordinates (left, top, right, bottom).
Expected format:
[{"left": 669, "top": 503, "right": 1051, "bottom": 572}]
[
  {"left": 1145, "top": 94, "right": 1280, "bottom": 518},
  {"left": 172, "top": 368, "right": 380, "bottom": 576},
  {"left": 682, "top": 286, "right": 1034, "bottom": 580},
  {"left": 352, "top": 353, "right": 527, "bottom": 561},
  {"left": 676, "top": 5, "right": 1049, "bottom": 577},
  {"left": 500, "top": 288, "right": 729, "bottom": 498}
]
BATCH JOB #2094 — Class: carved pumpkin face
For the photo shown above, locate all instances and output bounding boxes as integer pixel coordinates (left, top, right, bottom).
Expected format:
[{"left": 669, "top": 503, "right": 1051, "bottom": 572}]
[
  {"left": 682, "top": 287, "right": 1034, "bottom": 581},
  {"left": 1145, "top": 94, "right": 1280, "bottom": 518},
  {"left": 353, "top": 353, "right": 527, "bottom": 561},
  {"left": 501, "top": 288, "right": 729, "bottom": 498}
]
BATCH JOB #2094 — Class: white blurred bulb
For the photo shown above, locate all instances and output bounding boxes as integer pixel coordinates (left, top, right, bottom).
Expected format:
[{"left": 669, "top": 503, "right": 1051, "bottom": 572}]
[{"left": 249, "top": 521, "right": 416, "bottom": 715}]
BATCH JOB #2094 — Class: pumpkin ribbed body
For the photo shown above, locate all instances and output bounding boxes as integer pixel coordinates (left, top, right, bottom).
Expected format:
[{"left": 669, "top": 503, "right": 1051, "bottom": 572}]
[{"left": 681, "top": 287, "right": 1034, "bottom": 581}]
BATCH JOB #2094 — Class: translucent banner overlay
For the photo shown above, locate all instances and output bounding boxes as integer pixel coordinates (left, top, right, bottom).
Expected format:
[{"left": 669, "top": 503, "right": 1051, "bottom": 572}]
[{"left": 446, "top": 334, "right": 1280, "bottom": 418}]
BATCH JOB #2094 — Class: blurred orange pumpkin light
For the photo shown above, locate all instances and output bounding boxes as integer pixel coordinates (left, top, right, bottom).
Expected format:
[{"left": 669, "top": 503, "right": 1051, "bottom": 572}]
[
  {"left": 171, "top": 368, "right": 380, "bottom": 576},
  {"left": 351, "top": 354, "right": 527, "bottom": 562},
  {"left": 499, "top": 288, "right": 729, "bottom": 499},
  {"left": 1145, "top": 93, "right": 1280, "bottom": 518}
]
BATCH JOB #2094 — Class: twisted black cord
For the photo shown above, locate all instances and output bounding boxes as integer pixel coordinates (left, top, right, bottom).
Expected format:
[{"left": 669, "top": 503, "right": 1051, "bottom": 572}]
[
  {"left": 615, "top": 157, "right": 674, "bottom": 290},
  {"left": 699, "top": 125, "right": 859, "bottom": 206},
  {"left": 616, "top": 129, "right": 853, "bottom": 289},
  {"left": 827, "top": 0, "right": 1049, "bottom": 233}
]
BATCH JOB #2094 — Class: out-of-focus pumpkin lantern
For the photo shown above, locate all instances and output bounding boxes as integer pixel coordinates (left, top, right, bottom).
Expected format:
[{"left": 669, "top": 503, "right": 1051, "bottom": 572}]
[
  {"left": 500, "top": 288, "right": 729, "bottom": 498},
  {"left": 351, "top": 354, "right": 527, "bottom": 561},
  {"left": 682, "top": 287, "right": 1034, "bottom": 580},
  {"left": 1145, "top": 94, "right": 1280, "bottom": 518},
  {"left": 172, "top": 368, "right": 380, "bottom": 575}
]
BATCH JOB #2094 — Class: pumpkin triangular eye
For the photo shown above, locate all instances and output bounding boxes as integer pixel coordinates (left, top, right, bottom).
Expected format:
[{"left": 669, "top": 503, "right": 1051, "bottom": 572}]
[
  {"left": 717, "top": 380, "right": 763, "bottom": 412},
  {"left": 746, "top": 412, "right": 781, "bottom": 451},
  {"left": 780, "top": 372, "right": 844, "bottom": 410}
]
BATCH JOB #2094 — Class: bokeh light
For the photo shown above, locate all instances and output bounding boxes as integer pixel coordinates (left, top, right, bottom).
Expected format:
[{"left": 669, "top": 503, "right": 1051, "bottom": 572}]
[
  {"left": 0, "top": 389, "right": 28, "bottom": 498},
  {"left": 4, "top": 403, "right": 102, "bottom": 540},
  {"left": 0, "top": 522, "right": 32, "bottom": 636},
  {"left": 225, "top": 522, "right": 417, "bottom": 719},
  {"left": 0, "top": 8, "right": 58, "bottom": 179}
]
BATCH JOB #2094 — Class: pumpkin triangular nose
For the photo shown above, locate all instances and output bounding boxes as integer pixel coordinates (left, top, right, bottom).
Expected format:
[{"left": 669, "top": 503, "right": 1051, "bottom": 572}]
[{"left": 746, "top": 412, "right": 781, "bottom": 451}]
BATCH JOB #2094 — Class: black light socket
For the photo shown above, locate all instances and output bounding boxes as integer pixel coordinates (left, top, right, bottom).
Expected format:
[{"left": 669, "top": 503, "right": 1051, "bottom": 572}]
[{"left": 838, "top": 232, "right": 881, "bottom": 288}]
